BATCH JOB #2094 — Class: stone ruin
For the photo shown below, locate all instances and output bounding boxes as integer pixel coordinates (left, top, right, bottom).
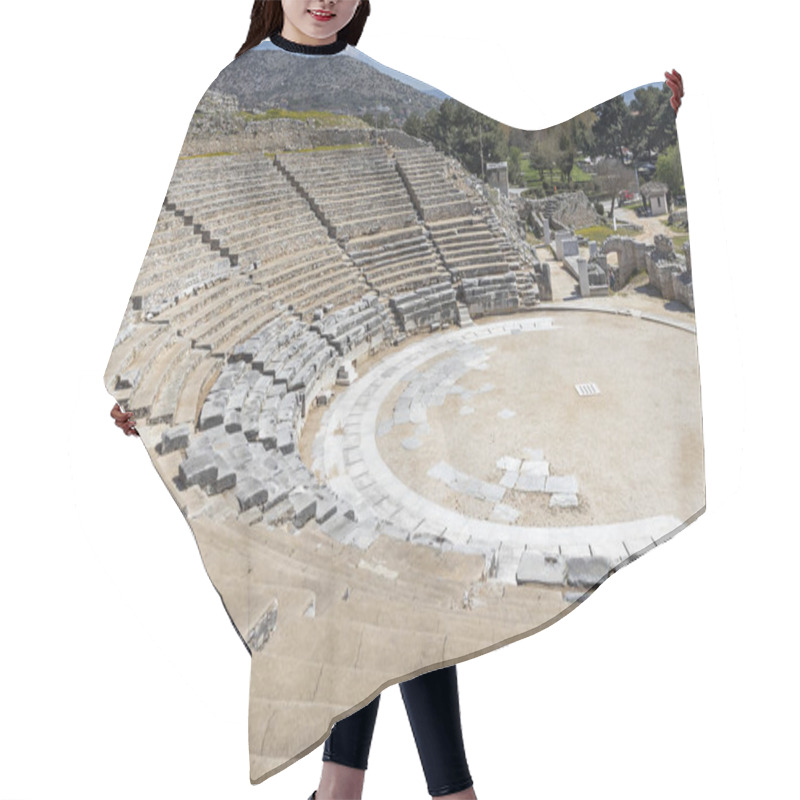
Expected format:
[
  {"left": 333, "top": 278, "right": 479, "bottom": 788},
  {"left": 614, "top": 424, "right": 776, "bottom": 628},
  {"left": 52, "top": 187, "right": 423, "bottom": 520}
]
[
  {"left": 555, "top": 232, "right": 610, "bottom": 298},
  {"left": 485, "top": 161, "right": 509, "bottom": 197},
  {"left": 646, "top": 235, "right": 693, "bottom": 310},
  {"left": 668, "top": 209, "right": 689, "bottom": 230},
  {"left": 602, "top": 235, "right": 649, "bottom": 288},
  {"left": 522, "top": 190, "right": 604, "bottom": 239}
]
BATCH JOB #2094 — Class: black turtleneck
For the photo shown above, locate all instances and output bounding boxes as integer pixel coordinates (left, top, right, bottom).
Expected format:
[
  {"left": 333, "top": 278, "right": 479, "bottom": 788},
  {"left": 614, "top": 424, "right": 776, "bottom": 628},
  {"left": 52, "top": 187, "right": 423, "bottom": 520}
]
[{"left": 269, "top": 31, "right": 348, "bottom": 55}]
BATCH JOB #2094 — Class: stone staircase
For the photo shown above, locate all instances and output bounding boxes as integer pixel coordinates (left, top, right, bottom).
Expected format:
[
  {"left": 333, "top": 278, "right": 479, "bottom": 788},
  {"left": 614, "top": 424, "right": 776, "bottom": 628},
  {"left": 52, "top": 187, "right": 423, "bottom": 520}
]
[{"left": 456, "top": 301, "right": 474, "bottom": 327}]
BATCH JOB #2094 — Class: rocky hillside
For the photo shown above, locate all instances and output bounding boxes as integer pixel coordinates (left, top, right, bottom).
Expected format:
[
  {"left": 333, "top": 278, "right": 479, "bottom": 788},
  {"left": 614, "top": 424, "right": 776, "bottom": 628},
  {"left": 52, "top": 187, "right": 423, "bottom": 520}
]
[{"left": 209, "top": 49, "right": 443, "bottom": 125}]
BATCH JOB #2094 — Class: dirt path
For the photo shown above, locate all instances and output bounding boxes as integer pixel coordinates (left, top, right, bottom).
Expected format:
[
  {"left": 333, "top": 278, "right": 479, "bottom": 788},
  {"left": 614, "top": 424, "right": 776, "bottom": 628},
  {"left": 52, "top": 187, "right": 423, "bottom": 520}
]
[{"left": 614, "top": 206, "right": 674, "bottom": 241}]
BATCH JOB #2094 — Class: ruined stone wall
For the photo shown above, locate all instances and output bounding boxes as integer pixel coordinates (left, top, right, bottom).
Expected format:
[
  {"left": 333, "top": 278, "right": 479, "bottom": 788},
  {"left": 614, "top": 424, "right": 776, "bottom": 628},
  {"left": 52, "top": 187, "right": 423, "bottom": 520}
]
[
  {"left": 602, "top": 235, "right": 649, "bottom": 288},
  {"left": 644, "top": 235, "right": 694, "bottom": 310},
  {"left": 524, "top": 190, "right": 603, "bottom": 230}
]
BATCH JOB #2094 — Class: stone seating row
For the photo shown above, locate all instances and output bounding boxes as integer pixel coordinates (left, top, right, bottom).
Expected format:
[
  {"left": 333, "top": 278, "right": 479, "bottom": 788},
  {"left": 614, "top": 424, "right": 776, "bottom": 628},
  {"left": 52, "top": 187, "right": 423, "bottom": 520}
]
[
  {"left": 425, "top": 214, "right": 521, "bottom": 280},
  {"left": 310, "top": 295, "right": 392, "bottom": 357},
  {"left": 246, "top": 244, "right": 367, "bottom": 323},
  {"left": 460, "top": 271, "right": 520, "bottom": 317},
  {"left": 110, "top": 275, "right": 285, "bottom": 425},
  {"left": 276, "top": 149, "right": 419, "bottom": 240},
  {"left": 345, "top": 227, "right": 450, "bottom": 297},
  {"left": 388, "top": 282, "right": 458, "bottom": 333},
  {"left": 169, "top": 155, "right": 333, "bottom": 266},
  {"left": 129, "top": 207, "right": 234, "bottom": 317},
  {"left": 393, "top": 146, "right": 474, "bottom": 222}
]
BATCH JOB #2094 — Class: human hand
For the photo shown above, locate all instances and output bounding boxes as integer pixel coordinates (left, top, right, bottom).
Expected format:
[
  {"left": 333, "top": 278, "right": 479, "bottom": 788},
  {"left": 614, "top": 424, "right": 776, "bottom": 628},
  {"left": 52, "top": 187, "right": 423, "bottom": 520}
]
[
  {"left": 110, "top": 403, "right": 139, "bottom": 437},
  {"left": 665, "top": 68, "right": 684, "bottom": 115}
]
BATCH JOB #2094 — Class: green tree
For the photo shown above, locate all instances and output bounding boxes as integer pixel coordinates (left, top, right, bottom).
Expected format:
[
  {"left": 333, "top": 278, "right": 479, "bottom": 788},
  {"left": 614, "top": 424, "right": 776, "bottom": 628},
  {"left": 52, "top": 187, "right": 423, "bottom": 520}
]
[
  {"left": 590, "top": 94, "right": 630, "bottom": 161},
  {"left": 557, "top": 131, "right": 576, "bottom": 187},
  {"left": 507, "top": 146, "right": 523, "bottom": 186},
  {"left": 528, "top": 143, "right": 552, "bottom": 183},
  {"left": 403, "top": 112, "right": 423, "bottom": 139},
  {"left": 628, "top": 84, "right": 677, "bottom": 159},
  {"left": 655, "top": 143, "right": 684, "bottom": 199}
]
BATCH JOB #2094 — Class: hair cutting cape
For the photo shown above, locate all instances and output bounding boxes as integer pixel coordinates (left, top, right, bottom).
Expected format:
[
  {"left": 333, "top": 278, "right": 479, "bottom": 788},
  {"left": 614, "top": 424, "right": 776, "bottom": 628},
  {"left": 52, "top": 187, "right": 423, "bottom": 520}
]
[{"left": 104, "top": 34, "right": 704, "bottom": 784}]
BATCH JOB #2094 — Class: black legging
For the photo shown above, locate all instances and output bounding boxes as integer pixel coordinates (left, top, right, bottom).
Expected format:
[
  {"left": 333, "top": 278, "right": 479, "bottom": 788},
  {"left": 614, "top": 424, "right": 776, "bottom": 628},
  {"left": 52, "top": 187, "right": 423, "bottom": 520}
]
[{"left": 323, "top": 665, "right": 473, "bottom": 797}]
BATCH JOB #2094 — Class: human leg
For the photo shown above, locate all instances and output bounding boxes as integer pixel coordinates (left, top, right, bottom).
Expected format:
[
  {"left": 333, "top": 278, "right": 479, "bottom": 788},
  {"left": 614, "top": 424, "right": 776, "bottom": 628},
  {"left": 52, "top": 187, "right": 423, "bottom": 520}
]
[
  {"left": 315, "top": 694, "right": 381, "bottom": 800},
  {"left": 399, "top": 665, "right": 476, "bottom": 799}
]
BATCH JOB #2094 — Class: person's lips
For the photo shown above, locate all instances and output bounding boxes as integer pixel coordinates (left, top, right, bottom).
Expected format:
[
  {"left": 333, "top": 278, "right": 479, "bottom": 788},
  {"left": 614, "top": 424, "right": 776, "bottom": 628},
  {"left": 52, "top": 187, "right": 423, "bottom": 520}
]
[{"left": 308, "top": 9, "right": 335, "bottom": 21}]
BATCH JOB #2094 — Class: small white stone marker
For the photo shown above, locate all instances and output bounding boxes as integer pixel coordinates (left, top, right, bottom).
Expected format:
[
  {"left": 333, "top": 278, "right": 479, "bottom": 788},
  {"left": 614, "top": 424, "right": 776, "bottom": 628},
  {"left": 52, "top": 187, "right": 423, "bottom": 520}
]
[
  {"left": 496, "top": 456, "right": 522, "bottom": 472},
  {"left": 520, "top": 460, "right": 549, "bottom": 477}
]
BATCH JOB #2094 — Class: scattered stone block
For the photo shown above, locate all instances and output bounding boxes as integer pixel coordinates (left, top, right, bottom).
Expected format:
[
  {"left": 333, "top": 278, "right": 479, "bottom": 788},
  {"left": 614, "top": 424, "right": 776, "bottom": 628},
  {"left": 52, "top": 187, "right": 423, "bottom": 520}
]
[
  {"left": 497, "top": 456, "right": 522, "bottom": 472},
  {"left": 520, "top": 460, "right": 549, "bottom": 477},
  {"left": 516, "top": 473, "right": 546, "bottom": 492},
  {"left": 550, "top": 493, "right": 578, "bottom": 508},
  {"left": 235, "top": 476, "right": 269, "bottom": 512},
  {"left": 289, "top": 491, "right": 317, "bottom": 528},
  {"left": 314, "top": 497, "right": 337, "bottom": 524},
  {"left": 402, "top": 437, "right": 421, "bottom": 451},
  {"left": 179, "top": 453, "right": 218, "bottom": 488},
  {"left": 545, "top": 475, "right": 579, "bottom": 494},
  {"left": 199, "top": 400, "right": 225, "bottom": 431},
  {"left": 497, "top": 408, "right": 517, "bottom": 420},
  {"left": 246, "top": 599, "right": 278, "bottom": 652},
  {"left": 566, "top": 556, "right": 616, "bottom": 588},
  {"left": 224, "top": 409, "right": 242, "bottom": 433},
  {"left": 500, "top": 471, "right": 519, "bottom": 489},
  {"left": 208, "top": 456, "right": 236, "bottom": 495},
  {"left": 490, "top": 503, "right": 519, "bottom": 523},
  {"left": 516, "top": 550, "right": 567, "bottom": 585},
  {"left": 160, "top": 424, "right": 191, "bottom": 454},
  {"left": 477, "top": 481, "right": 506, "bottom": 503},
  {"left": 276, "top": 426, "right": 294, "bottom": 454}
]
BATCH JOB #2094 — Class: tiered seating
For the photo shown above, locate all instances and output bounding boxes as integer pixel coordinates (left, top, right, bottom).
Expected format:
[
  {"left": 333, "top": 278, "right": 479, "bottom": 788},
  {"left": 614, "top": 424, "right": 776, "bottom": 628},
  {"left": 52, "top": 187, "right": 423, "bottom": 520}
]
[
  {"left": 275, "top": 147, "right": 418, "bottom": 239},
  {"left": 168, "top": 154, "right": 329, "bottom": 264},
  {"left": 394, "top": 146, "right": 473, "bottom": 221},
  {"left": 309, "top": 295, "right": 393, "bottom": 356},
  {"left": 460, "top": 272, "right": 520, "bottom": 317},
  {"left": 388, "top": 281, "right": 458, "bottom": 333},
  {"left": 107, "top": 271, "right": 286, "bottom": 424},
  {"left": 106, "top": 142, "right": 572, "bottom": 777},
  {"left": 129, "top": 206, "right": 233, "bottom": 317},
  {"left": 393, "top": 146, "right": 531, "bottom": 318},
  {"left": 167, "top": 153, "right": 367, "bottom": 316},
  {"left": 276, "top": 147, "right": 450, "bottom": 296},
  {"left": 424, "top": 214, "right": 521, "bottom": 280},
  {"left": 168, "top": 299, "right": 395, "bottom": 523},
  {"left": 346, "top": 227, "right": 450, "bottom": 296}
]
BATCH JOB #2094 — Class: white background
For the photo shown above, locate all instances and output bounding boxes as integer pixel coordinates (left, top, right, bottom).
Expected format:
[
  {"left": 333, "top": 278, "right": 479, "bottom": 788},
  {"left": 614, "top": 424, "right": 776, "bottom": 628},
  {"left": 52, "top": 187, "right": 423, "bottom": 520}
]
[{"left": 1, "top": 1, "right": 796, "bottom": 798}]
